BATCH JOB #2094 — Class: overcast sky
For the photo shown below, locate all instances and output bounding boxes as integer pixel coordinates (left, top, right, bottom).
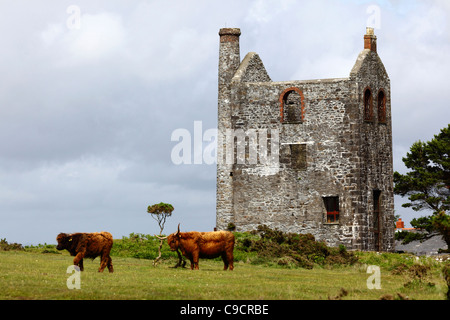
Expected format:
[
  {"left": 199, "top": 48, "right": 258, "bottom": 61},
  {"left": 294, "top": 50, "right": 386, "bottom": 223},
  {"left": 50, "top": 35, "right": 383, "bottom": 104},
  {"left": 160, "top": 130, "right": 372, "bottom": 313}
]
[{"left": 1, "top": 0, "right": 449, "bottom": 245}]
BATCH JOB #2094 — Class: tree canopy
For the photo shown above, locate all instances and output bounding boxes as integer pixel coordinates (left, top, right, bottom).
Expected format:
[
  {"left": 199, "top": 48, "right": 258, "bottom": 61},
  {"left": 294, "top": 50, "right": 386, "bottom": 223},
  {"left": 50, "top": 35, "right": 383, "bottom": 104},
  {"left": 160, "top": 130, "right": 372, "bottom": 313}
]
[{"left": 147, "top": 202, "right": 174, "bottom": 235}]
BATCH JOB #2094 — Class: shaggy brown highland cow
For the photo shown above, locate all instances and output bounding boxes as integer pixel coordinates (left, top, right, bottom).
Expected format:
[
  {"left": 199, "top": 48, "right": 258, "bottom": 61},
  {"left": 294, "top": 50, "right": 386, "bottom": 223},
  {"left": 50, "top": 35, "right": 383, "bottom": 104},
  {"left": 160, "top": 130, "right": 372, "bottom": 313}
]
[
  {"left": 158, "top": 224, "right": 235, "bottom": 270},
  {"left": 56, "top": 231, "right": 114, "bottom": 273}
]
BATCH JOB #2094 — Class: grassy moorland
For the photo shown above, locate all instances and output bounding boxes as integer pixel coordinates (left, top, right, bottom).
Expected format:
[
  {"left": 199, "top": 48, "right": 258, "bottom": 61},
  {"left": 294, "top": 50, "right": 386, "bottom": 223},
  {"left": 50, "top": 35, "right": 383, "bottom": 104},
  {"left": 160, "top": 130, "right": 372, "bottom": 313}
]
[{"left": 0, "top": 230, "right": 448, "bottom": 300}]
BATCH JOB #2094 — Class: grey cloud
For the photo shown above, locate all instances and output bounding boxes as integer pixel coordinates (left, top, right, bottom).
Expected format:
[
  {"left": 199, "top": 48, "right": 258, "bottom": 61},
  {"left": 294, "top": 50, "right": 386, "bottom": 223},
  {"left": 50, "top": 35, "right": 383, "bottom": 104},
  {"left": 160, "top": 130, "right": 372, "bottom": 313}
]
[{"left": 1, "top": 0, "right": 449, "bottom": 244}]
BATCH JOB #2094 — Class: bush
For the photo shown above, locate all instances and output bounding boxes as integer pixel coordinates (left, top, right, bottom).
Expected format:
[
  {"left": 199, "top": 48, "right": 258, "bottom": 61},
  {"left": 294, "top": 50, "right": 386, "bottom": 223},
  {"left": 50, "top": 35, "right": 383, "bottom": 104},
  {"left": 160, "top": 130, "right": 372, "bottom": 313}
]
[
  {"left": 239, "top": 225, "right": 358, "bottom": 269},
  {"left": 110, "top": 233, "right": 177, "bottom": 261},
  {"left": 0, "top": 238, "right": 23, "bottom": 251}
]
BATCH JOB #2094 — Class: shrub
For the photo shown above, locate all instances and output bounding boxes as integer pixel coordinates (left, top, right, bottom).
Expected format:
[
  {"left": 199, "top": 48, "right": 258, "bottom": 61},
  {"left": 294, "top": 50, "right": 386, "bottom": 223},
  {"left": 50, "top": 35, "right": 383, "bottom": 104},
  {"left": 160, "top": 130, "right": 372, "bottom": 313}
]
[
  {"left": 242, "top": 225, "right": 358, "bottom": 269},
  {"left": 0, "top": 238, "right": 23, "bottom": 251}
]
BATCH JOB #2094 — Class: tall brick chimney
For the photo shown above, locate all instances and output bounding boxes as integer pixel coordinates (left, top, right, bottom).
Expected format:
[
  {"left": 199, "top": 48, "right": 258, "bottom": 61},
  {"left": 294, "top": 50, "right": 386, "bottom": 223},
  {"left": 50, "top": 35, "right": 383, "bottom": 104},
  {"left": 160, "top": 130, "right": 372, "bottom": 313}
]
[
  {"left": 364, "top": 27, "right": 377, "bottom": 53},
  {"left": 217, "top": 28, "right": 241, "bottom": 231},
  {"left": 218, "top": 28, "right": 241, "bottom": 87}
]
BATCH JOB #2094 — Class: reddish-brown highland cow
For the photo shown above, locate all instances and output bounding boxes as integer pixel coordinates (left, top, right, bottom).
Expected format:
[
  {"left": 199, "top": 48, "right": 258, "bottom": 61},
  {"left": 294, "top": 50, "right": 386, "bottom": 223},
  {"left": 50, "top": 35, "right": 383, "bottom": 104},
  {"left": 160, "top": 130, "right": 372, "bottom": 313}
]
[
  {"left": 159, "top": 224, "right": 235, "bottom": 270},
  {"left": 56, "top": 232, "right": 114, "bottom": 273}
]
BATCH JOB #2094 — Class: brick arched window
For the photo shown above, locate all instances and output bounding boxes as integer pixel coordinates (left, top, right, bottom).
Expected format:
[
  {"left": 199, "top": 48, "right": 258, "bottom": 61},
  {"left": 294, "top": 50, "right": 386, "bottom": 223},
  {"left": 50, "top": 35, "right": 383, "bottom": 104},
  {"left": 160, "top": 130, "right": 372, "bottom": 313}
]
[
  {"left": 279, "top": 87, "right": 305, "bottom": 123},
  {"left": 377, "top": 89, "right": 386, "bottom": 124},
  {"left": 363, "top": 87, "right": 373, "bottom": 122}
]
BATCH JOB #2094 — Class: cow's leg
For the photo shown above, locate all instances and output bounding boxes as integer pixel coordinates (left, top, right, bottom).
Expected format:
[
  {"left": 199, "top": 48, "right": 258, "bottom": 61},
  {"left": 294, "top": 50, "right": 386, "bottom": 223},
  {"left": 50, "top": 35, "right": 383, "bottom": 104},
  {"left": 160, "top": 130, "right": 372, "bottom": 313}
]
[
  {"left": 99, "top": 253, "right": 109, "bottom": 272},
  {"left": 189, "top": 258, "right": 194, "bottom": 270},
  {"left": 172, "top": 249, "right": 186, "bottom": 268},
  {"left": 192, "top": 252, "right": 200, "bottom": 270},
  {"left": 228, "top": 251, "right": 234, "bottom": 271},
  {"left": 78, "top": 259, "right": 84, "bottom": 271},
  {"left": 73, "top": 252, "right": 85, "bottom": 271},
  {"left": 79, "top": 259, "right": 84, "bottom": 271},
  {"left": 107, "top": 256, "right": 114, "bottom": 273},
  {"left": 221, "top": 253, "right": 229, "bottom": 270},
  {"left": 98, "top": 260, "right": 106, "bottom": 272}
]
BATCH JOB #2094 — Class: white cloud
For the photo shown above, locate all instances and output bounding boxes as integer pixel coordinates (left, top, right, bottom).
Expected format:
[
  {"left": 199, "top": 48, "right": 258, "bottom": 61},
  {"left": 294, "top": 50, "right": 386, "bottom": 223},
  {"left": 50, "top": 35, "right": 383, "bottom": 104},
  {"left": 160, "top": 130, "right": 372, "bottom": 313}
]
[
  {"left": 246, "top": 0, "right": 295, "bottom": 23},
  {"left": 40, "top": 23, "right": 65, "bottom": 46},
  {"left": 40, "top": 11, "right": 126, "bottom": 66},
  {"left": 68, "top": 12, "right": 126, "bottom": 61}
]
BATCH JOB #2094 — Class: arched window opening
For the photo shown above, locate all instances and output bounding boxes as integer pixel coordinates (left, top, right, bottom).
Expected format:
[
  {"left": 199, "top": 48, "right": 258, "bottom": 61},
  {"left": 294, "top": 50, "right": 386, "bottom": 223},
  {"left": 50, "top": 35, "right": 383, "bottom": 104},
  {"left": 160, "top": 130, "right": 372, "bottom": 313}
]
[
  {"left": 364, "top": 88, "right": 373, "bottom": 122},
  {"left": 283, "top": 91, "right": 302, "bottom": 123},
  {"left": 280, "top": 87, "right": 304, "bottom": 124},
  {"left": 377, "top": 90, "right": 386, "bottom": 124}
]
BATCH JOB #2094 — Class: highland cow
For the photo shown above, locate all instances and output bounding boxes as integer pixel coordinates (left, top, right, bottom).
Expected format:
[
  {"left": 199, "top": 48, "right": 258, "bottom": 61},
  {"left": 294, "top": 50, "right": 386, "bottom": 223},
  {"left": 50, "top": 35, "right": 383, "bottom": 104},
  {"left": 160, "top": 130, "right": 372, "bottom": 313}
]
[
  {"left": 158, "top": 224, "right": 235, "bottom": 270},
  {"left": 56, "top": 232, "right": 114, "bottom": 273}
]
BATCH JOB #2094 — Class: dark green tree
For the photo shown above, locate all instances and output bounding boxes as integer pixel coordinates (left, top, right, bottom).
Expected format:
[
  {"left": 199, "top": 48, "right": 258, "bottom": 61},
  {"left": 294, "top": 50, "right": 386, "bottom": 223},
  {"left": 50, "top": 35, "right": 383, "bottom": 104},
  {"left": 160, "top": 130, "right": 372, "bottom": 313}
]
[
  {"left": 394, "top": 124, "right": 450, "bottom": 251},
  {"left": 147, "top": 202, "right": 174, "bottom": 265}
]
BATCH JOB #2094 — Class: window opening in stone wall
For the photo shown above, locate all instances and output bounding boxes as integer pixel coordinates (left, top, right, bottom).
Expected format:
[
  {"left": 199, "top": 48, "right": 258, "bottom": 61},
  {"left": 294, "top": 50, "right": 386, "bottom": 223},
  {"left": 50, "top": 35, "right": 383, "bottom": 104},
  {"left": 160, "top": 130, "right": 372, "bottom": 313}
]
[
  {"left": 282, "top": 90, "right": 302, "bottom": 123},
  {"left": 373, "top": 190, "right": 382, "bottom": 251},
  {"left": 364, "top": 88, "right": 373, "bottom": 122},
  {"left": 290, "top": 144, "right": 306, "bottom": 170},
  {"left": 377, "top": 90, "right": 386, "bottom": 124},
  {"left": 323, "top": 196, "right": 339, "bottom": 223}
]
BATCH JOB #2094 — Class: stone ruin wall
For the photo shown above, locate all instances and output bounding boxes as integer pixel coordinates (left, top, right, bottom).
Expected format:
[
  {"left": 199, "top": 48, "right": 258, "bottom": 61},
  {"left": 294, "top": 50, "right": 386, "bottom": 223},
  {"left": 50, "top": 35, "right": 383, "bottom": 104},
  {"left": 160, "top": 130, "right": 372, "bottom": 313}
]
[
  {"left": 216, "top": 28, "right": 395, "bottom": 251},
  {"left": 228, "top": 79, "right": 361, "bottom": 249}
]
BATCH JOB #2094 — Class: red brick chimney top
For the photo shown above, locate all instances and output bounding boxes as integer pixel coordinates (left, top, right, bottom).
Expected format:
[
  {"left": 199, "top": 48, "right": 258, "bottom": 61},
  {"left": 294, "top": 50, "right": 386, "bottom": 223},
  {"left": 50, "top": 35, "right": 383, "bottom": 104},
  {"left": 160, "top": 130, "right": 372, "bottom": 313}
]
[
  {"left": 219, "top": 28, "right": 241, "bottom": 43},
  {"left": 364, "top": 27, "right": 377, "bottom": 53},
  {"left": 396, "top": 218, "right": 405, "bottom": 229}
]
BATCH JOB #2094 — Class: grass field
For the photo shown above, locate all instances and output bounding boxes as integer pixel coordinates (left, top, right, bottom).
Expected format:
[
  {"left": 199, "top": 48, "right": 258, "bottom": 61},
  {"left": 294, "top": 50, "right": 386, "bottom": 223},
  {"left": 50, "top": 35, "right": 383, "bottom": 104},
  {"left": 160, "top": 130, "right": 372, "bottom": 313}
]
[{"left": 0, "top": 248, "right": 448, "bottom": 300}]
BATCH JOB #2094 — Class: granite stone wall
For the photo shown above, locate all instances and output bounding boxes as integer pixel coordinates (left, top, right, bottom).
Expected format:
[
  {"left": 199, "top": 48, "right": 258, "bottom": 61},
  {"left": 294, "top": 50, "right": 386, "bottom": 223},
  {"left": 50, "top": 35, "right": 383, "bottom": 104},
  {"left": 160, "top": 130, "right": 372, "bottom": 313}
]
[{"left": 216, "top": 28, "right": 395, "bottom": 251}]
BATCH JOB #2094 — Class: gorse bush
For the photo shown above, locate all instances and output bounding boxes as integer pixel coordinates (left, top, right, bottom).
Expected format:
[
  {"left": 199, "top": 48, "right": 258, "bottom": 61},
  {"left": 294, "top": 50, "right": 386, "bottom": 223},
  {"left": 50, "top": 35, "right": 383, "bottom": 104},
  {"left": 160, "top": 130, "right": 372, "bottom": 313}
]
[
  {"left": 0, "top": 238, "right": 23, "bottom": 251},
  {"left": 238, "top": 225, "right": 359, "bottom": 269}
]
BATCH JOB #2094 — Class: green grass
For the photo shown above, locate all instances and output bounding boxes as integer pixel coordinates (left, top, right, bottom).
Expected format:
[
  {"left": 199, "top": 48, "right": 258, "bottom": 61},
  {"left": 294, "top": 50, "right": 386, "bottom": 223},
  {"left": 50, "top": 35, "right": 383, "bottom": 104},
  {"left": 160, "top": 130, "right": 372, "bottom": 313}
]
[
  {"left": 0, "top": 249, "right": 448, "bottom": 300},
  {"left": 0, "top": 231, "right": 448, "bottom": 300}
]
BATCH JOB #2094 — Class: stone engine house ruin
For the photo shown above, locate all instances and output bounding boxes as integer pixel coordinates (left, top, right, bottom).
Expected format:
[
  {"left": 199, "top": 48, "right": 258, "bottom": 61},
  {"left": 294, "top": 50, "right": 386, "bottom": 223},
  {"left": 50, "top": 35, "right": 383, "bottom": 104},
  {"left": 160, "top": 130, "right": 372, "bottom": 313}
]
[{"left": 216, "top": 27, "right": 395, "bottom": 252}]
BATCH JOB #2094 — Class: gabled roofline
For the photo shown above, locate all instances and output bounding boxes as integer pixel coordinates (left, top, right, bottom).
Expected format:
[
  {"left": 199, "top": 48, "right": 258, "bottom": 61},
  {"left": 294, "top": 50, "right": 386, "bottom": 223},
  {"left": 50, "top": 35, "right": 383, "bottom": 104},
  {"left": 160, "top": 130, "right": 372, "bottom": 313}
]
[
  {"left": 349, "top": 49, "right": 389, "bottom": 80},
  {"left": 231, "top": 52, "right": 271, "bottom": 84}
]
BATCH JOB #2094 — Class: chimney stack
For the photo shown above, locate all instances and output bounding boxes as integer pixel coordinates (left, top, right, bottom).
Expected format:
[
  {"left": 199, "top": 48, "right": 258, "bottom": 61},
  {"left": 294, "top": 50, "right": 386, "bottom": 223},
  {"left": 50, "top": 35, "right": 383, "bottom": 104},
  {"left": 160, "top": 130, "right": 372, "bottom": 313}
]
[
  {"left": 396, "top": 218, "right": 404, "bottom": 229},
  {"left": 219, "top": 28, "right": 241, "bottom": 44},
  {"left": 364, "top": 27, "right": 377, "bottom": 53},
  {"left": 218, "top": 28, "right": 241, "bottom": 87}
]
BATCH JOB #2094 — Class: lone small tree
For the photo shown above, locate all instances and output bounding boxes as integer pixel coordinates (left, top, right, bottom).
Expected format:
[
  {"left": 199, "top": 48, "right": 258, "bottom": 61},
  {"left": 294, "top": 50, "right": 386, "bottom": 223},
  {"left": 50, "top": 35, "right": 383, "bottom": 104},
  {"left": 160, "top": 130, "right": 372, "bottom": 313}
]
[{"left": 147, "top": 202, "right": 174, "bottom": 266}]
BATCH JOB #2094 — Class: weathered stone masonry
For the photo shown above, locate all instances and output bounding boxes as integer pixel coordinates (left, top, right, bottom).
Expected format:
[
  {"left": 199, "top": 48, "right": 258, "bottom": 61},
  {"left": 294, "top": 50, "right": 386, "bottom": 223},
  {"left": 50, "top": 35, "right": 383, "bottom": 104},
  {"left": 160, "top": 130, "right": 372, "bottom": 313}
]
[{"left": 216, "top": 27, "right": 395, "bottom": 252}]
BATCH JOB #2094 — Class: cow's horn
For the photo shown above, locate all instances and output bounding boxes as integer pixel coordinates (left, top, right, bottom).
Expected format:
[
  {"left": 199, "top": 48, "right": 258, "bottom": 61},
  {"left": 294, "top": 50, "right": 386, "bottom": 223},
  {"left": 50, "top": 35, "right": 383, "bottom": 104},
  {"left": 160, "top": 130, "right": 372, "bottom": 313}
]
[
  {"left": 177, "top": 223, "right": 180, "bottom": 233},
  {"left": 155, "top": 235, "right": 168, "bottom": 240}
]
